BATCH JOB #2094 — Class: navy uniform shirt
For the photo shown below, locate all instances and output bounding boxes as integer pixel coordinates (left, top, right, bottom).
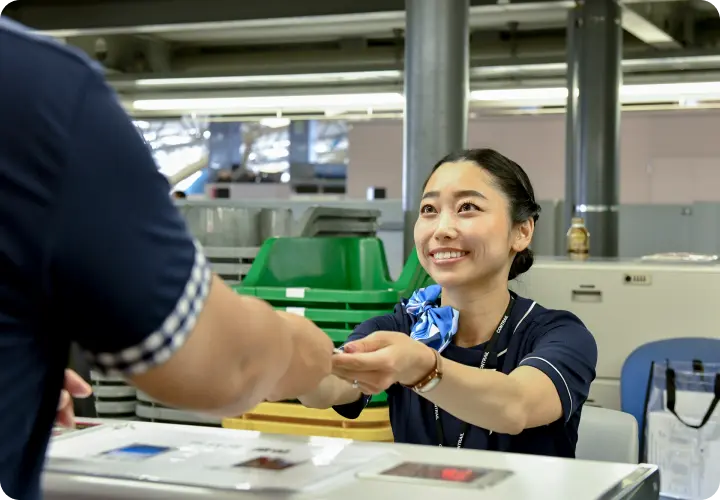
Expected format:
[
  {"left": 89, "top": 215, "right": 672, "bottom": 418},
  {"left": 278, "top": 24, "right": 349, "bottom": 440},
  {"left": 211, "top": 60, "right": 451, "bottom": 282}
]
[
  {"left": 334, "top": 293, "right": 598, "bottom": 457},
  {"left": 0, "top": 18, "right": 211, "bottom": 499}
]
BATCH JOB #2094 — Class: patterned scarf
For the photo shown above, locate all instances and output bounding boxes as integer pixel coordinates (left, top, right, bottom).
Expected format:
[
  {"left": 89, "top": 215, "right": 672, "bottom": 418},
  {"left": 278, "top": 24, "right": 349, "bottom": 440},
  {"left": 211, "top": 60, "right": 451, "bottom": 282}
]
[{"left": 404, "top": 284, "right": 459, "bottom": 353}]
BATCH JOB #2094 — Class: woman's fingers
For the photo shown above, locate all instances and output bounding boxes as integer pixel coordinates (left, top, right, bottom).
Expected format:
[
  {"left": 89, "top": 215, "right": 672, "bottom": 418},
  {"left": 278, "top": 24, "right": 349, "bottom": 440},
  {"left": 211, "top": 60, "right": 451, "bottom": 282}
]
[{"left": 335, "top": 371, "right": 393, "bottom": 395}]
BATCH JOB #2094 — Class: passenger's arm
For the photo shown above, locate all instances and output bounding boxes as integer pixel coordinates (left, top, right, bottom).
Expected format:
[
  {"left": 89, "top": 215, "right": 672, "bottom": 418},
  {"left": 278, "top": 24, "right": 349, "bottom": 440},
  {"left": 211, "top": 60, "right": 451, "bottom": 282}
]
[
  {"left": 47, "top": 72, "right": 330, "bottom": 416},
  {"left": 129, "top": 278, "right": 296, "bottom": 416}
]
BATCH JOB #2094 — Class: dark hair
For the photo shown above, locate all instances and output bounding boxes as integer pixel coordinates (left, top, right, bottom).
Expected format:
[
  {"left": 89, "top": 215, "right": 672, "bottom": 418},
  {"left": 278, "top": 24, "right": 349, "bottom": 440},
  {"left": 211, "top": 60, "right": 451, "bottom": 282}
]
[{"left": 423, "top": 148, "right": 541, "bottom": 280}]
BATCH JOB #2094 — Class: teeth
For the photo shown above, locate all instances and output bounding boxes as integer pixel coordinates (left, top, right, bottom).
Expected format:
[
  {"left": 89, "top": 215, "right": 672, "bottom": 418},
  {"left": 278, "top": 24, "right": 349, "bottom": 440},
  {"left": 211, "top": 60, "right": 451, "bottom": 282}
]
[{"left": 434, "top": 251, "right": 467, "bottom": 260}]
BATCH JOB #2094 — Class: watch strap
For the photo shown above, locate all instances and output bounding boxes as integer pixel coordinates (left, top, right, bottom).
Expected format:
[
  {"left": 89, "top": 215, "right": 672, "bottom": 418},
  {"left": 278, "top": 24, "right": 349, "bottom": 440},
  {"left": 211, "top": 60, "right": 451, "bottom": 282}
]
[{"left": 405, "top": 349, "right": 443, "bottom": 393}]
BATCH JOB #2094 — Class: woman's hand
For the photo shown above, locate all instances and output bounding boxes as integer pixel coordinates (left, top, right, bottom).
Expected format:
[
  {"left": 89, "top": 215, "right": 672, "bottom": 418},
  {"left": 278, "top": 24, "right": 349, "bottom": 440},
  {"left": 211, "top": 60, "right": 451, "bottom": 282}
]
[
  {"left": 56, "top": 369, "right": 93, "bottom": 428},
  {"left": 331, "top": 331, "right": 436, "bottom": 394}
]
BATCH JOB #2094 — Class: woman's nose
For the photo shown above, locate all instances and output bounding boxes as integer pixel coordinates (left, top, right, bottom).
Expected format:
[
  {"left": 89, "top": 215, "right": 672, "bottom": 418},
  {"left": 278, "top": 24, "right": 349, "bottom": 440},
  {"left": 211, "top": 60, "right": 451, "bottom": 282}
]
[{"left": 433, "top": 213, "right": 458, "bottom": 240}]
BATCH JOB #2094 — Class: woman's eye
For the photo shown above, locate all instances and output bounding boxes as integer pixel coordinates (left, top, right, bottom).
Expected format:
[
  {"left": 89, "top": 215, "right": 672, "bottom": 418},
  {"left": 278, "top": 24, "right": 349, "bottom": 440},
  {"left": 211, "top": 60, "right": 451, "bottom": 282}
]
[
  {"left": 420, "top": 204, "right": 436, "bottom": 214},
  {"left": 459, "top": 202, "right": 480, "bottom": 212}
]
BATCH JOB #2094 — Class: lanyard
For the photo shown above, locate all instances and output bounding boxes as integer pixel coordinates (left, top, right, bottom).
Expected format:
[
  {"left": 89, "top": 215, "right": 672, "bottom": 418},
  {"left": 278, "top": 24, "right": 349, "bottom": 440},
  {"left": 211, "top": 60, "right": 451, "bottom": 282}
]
[{"left": 433, "top": 295, "right": 516, "bottom": 449}]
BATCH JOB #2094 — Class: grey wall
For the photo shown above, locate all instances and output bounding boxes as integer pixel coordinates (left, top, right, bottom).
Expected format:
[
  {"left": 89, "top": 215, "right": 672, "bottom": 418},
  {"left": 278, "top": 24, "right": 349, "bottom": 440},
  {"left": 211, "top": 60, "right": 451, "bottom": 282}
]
[{"left": 346, "top": 110, "right": 720, "bottom": 205}]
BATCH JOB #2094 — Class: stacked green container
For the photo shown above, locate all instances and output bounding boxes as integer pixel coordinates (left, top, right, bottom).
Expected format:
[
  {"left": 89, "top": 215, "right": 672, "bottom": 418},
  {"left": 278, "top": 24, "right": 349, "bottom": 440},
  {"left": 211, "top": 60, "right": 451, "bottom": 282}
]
[{"left": 234, "top": 236, "right": 432, "bottom": 405}]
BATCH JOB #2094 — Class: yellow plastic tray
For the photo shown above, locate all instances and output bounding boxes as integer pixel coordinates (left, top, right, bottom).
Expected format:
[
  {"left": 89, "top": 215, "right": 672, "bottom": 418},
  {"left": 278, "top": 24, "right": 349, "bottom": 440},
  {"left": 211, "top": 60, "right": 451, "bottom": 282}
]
[
  {"left": 240, "top": 402, "right": 388, "bottom": 423},
  {"left": 222, "top": 402, "right": 393, "bottom": 442}
]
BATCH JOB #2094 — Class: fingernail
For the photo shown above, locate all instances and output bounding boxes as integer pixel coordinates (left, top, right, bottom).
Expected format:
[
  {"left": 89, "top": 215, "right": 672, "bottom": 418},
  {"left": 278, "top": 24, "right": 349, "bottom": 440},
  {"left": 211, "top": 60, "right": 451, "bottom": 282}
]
[{"left": 344, "top": 344, "right": 356, "bottom": 353}]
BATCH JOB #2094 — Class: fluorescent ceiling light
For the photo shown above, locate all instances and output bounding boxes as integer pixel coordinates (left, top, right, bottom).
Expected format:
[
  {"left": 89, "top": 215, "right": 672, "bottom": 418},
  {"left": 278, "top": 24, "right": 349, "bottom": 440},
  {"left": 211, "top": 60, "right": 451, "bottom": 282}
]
[
  {"left": 132, "top": 92, "right": 405, "bottom": 111},
  {"left": 134, "top": 71, "right": 401, "bottom": 87},
  {"left": 620, "top": 81, "right": 720, "bottom": 96},
  {"left": 260, "top": 117, "right": 291, "bottom": 128},
  {"left": 471, "top": 87, "right": 569, "bottom": 101},
  {"left": 470, "top": 81, "right": 720, "bottom": 104},
  {"left": 126, "top": 55, "right": 720, "bottom": 89},
  {"left": 130, "top": 81, "right": 720, "bottom": 114}
]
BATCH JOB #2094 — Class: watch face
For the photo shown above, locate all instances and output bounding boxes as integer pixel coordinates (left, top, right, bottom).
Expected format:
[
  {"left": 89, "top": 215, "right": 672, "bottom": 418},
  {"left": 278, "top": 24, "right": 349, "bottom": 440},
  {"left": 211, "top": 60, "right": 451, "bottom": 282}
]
[{"left": 417, "top": 375, "right": 441, "bottom": 393}]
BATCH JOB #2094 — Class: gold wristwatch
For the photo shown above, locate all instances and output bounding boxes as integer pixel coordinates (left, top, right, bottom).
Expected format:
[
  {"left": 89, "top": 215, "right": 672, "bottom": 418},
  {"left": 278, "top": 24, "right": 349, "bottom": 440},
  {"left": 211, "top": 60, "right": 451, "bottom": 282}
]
[{"left": 406, "top": 349, "right": 443, "bottom": 394}]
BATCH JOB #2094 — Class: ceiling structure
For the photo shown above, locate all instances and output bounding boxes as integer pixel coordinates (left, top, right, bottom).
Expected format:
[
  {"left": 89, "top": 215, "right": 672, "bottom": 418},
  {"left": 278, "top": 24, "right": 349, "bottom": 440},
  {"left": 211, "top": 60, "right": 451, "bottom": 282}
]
[{"left": 6, "top": 0, "right": 720, "bottom": 117}]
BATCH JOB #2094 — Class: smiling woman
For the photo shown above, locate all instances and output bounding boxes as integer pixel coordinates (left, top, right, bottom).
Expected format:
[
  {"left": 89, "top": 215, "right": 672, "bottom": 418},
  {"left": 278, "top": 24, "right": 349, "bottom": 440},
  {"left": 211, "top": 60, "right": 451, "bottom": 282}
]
[{"left": 299, "top": 148, "right": 598, "bottom": 458}]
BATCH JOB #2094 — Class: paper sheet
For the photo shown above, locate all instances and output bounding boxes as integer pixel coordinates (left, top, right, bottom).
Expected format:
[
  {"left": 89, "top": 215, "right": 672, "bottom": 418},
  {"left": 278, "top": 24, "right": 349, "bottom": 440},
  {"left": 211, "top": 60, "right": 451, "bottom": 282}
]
[{"left": 47, "top": 422, "right": 392, "bottom": 493}]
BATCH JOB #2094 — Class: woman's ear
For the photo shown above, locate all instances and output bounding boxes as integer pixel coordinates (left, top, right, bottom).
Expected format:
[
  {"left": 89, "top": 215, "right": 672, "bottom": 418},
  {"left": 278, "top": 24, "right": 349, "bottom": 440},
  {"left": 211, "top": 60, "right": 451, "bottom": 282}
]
[{"left": 512, "top": 218, "right": 534, "bottom": 253}]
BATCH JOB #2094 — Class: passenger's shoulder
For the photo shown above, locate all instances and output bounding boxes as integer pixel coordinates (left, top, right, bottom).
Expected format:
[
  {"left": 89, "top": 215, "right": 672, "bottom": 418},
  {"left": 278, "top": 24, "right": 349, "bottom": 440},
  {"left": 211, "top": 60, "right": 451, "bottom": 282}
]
[
  {"left": 0, "top": 15, "right": 96, "bottom": 71},
  {"left": 0, "top": 18, "right": 102, "bottom": 86}
]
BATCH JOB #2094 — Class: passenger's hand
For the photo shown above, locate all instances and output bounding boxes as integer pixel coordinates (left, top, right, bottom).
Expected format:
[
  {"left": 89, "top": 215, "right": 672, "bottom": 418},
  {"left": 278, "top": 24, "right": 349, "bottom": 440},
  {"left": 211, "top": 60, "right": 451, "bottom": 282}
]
[
  {"left": 265, "top": 313, "right": 334, "bottom": 402},
  {"left": 56, "top": 369, "right": 93, "bottom": 428},
  {"left": 331, "top": 331, "right": 436, "bottom": 394}
]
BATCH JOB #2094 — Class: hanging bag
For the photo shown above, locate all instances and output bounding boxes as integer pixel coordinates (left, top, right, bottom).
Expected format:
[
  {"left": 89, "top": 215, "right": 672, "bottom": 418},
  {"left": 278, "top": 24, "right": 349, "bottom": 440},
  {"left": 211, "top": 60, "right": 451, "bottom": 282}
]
[{"left": 642, "top": 360, "right": 720, "bottom": 500}]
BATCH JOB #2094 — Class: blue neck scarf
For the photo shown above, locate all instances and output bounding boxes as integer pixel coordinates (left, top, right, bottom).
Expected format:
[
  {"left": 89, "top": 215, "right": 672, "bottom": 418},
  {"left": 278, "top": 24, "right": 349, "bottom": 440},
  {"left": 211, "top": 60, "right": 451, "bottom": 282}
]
[{"left": 404, "top": 284, "right": 459, "bottom": 353}]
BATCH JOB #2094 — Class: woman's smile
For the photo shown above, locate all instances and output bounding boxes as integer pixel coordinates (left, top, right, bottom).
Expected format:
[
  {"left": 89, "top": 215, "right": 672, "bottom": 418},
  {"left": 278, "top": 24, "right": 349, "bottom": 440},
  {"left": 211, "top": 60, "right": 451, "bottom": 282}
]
[{"left": 429, "top": 247, "right": 470, "bottom": 265}]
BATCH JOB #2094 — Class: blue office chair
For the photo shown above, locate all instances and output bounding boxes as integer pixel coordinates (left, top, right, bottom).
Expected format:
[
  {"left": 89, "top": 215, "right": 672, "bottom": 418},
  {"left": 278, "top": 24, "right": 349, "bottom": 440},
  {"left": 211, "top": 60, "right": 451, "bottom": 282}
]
[{"left": 620, "top": 337, "right": 720, "bottom": 440}]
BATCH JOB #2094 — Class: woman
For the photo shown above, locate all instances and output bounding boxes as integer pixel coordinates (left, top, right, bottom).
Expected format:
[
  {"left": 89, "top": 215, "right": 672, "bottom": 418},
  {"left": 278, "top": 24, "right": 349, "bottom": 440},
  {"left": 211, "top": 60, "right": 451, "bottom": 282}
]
[{"left": 299, "top": 148, "right": 597, "bottom": 457}]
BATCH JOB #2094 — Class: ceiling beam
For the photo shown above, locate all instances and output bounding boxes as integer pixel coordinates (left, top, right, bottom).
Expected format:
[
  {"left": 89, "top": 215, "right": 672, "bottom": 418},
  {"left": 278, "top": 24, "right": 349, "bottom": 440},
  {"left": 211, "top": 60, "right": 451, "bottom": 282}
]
[
  {"left": 8, "top": 0, "right": 679, "bottom": 40},
  {"left": 621, "top": 5, "right": 682, "bottom": 49}
]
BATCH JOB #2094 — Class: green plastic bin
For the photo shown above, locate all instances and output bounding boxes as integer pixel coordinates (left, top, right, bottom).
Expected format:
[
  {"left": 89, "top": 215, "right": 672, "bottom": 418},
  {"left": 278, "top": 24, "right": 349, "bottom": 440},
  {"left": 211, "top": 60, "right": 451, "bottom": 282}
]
[
  {"left": 236, "top": 237, "right": 396, "bottom": 304},
  {"left": 234, "top": 237, "right": 432, "bottom": 306},
  {"left": 273, "top": 306, "right": 390, "bottom": 330}
]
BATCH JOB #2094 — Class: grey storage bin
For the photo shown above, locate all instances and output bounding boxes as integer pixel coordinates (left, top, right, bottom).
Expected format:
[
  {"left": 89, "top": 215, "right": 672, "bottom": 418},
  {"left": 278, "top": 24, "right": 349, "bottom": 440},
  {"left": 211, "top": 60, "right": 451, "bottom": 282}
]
[
  {"left": 176, "top": 201, "right": 261, "bottom": 247},
  {"left": 135, "top": 391, "right": 221, "bottom": 427},
  {"left": 296, "top": 206, "right": 381, "bottom": 237},
  {"left": 204, "top": 246, "right": 260, "bottom": 284},
  {"left": 258, "top": 208, "right": 294, "bottom": 240}
]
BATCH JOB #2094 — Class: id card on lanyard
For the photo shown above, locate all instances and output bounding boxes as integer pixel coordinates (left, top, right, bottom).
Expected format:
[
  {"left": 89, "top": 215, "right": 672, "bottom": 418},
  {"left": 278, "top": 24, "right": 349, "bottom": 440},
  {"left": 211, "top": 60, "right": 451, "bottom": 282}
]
[{"left": 433, "top": 295, "right": 516, "bottom": 449}]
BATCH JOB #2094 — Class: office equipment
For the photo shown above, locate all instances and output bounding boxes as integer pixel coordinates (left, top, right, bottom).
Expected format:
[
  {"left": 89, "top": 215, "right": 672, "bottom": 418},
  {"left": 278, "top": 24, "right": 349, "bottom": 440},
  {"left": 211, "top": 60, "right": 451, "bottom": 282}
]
[
  {"left": 43, "top": 420, "right": 659, "bottom": 500},
  {"left": 510, "top": 258, "right": 720, "bottom": 411}
]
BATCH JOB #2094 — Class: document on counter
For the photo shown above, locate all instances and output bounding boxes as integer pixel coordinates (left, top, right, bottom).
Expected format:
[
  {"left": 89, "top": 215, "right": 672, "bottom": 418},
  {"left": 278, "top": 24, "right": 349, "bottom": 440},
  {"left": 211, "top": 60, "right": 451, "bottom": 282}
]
[{"left": 46, "top": 422, "right": 393, "bottom": 493}]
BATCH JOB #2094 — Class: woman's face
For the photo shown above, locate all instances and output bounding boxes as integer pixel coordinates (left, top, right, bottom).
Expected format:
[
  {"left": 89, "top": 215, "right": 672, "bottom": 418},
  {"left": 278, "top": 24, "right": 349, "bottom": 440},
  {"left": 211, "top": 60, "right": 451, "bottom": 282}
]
[{"left": 414, "top": 161, "right": 528, "bottom": 289}]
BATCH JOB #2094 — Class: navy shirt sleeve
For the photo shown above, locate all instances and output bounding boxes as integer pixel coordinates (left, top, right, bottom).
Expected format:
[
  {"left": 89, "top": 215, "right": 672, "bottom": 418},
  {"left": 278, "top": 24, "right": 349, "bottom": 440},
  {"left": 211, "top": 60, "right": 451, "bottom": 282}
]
[
  {"left": 46, "top": 72, "right": 212, "bottom": 377},
  {"left": 332, "top": 308, "right": 400, "bottom": 419},
  {"left": 517, "top": 311, "right": 598, "bottom": 423}
]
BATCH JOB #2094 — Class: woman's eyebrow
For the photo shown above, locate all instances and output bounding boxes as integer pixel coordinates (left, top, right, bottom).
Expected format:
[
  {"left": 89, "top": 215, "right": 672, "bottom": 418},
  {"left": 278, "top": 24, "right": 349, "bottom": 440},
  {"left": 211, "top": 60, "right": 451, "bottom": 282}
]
[{"left": 421, "top": 189, "right": 487, "bottom": 200}]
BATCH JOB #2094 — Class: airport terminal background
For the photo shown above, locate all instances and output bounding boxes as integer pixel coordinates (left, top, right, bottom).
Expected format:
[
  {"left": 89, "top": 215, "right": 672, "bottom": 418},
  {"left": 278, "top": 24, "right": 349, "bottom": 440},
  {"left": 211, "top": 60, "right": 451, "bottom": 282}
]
[{"left": 4, "top": 0, "right": 720, "bottom": 499}]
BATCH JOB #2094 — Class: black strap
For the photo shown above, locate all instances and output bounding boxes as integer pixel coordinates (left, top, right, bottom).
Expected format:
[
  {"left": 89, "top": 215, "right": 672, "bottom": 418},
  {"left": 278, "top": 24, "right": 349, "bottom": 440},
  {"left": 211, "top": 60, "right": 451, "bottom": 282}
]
[
  {"left": 665, "top": 362, "right": 720, "bottom": 430},
  {"left": 639, "top": 361, "right": 657, "bottom": 462},
  {"left": 434, "top": 295, "right": 516, "bottom": 449}
]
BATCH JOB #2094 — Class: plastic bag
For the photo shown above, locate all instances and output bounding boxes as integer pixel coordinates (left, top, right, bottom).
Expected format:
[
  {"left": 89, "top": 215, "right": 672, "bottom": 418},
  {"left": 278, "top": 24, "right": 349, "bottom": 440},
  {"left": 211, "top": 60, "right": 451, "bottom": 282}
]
[{"left": 642, "top": 360, "right": 720, "bottom": 499}]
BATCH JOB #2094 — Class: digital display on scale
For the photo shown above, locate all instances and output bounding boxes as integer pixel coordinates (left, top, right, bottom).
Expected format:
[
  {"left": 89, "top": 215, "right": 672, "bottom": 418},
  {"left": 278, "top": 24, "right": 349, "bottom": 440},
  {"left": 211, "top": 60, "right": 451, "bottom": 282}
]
[
  {"left": 234, "top": 456, "right": 303, "bottom": 471},
  {"left": 75, "top": 422, "right": 101, "bottom": 430},
  {"left": 380, "top": 462, "right": 489, "bottom": 482},
  {"left": 371, "top": 462, "right": 514, "bottom": 489}
]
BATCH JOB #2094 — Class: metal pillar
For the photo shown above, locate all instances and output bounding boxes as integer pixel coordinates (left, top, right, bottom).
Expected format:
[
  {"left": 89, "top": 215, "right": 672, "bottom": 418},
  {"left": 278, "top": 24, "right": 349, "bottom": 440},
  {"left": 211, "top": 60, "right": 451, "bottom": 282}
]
[
  {"left": 565, "top": 0, "right": 622, "bottom": 258},
  {"left": 402, "top": 0, "right": 469, "bottom": 258},
  {"left": 564, "top": 5, "right": 582, "bottom": 253},
  {"left": 289, "top": 120, "right": 315, "bottom": 164}
]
